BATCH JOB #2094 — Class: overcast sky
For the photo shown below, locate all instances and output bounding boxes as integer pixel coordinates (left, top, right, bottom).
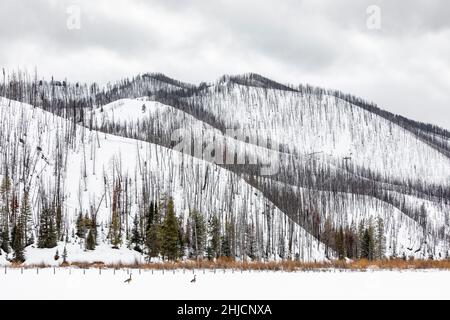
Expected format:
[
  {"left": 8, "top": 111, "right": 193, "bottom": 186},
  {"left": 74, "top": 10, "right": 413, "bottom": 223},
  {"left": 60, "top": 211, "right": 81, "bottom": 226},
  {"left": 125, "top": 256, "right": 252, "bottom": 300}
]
[{"left": 1, "top": 0, "right": 449, "bottom": 128}]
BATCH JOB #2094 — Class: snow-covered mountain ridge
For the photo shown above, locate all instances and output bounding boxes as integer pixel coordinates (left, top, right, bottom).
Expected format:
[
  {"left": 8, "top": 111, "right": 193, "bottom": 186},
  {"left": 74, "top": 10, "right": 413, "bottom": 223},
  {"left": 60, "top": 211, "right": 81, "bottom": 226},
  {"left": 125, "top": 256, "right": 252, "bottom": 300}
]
[{"left": 0, "top": 72, "right": 449, "bottom": 265}]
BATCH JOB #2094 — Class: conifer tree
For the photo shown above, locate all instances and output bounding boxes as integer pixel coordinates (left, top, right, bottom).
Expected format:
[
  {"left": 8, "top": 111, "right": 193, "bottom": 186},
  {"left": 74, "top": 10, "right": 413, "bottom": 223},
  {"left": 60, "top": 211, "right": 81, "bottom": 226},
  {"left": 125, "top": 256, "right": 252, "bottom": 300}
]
[
  {"left": 190, "top": 210, "right": 206, "bottom": 259},
  {"left": 367, "top": 219, "right": 375, "bottom": 260},
  {"left": 0, "top": 225, "right": 9, "bottom": 254},
  {"left": 86, "top": 229, "right": 96, "bottom": 250},
  {"left": 207, "top": 215, "right": 221, "bottom": 259},
  {"left": 220, "top": 221, "right": 234, "bottom": 258},
  {"left": 221, "top": 233, "right": 231, "bottom": 258},
  {"left": 161, "top": 198, "right": 180, "bottom": 261},
  {"left": 357, "top": 220, "right": 365, "bottom": 259},
  {"left": 361, "top": 221, "right": 376, "bottom": 261},
  {"left": 20, "top": 191, "right": 33, "bottom": 245},
  {"left": 38, "top": 207, "right": 57, "bottom": 248},
  {"left": 75, "top": 212, "right": 86, "bottom": 238},
  {"left": 145, "top": 201, "right": 154, "bottom": 234},
  {"left": 335, "top": 226, "right": 345, "bottom": 260},
  {"left": 131, "top": 213, "right": 142, "bottom": 251},
  {"left": 146, "top": 202, "right": 161, "bottom": 259},
  {"left": 12, "top": 221, "right": 25, "bottom": 263},
  {"left": 177, "top": 216, "right": 185, "bottom": 258}
]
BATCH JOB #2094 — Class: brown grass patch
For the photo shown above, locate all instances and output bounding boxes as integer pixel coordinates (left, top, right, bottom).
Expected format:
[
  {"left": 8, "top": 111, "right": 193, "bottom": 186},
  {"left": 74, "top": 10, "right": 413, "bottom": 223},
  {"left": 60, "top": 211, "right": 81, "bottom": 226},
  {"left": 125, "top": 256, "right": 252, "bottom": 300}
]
[{"left": 6, "top": 258, "right": 450, "bottom": 271}]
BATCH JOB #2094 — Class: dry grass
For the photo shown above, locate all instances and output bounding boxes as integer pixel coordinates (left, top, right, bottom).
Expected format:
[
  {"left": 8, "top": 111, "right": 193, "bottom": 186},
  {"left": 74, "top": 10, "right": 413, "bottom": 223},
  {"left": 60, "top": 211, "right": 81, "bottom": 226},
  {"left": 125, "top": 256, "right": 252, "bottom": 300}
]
[{"left": 6, "top": 258, "right": 450, "bottom": 271}]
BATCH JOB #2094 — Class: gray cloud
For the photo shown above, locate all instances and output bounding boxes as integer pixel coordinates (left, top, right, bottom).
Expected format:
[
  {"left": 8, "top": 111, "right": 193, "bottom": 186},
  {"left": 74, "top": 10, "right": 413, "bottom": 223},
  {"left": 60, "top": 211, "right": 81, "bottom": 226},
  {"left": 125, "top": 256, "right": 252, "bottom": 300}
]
[{"left": 0, "top": 0, "right": 449, "bottom": 129}]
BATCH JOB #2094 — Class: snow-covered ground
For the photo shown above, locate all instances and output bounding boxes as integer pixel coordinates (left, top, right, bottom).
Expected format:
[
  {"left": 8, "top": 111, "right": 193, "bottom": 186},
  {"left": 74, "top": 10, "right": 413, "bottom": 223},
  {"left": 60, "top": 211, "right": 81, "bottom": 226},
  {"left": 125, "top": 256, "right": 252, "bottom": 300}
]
[{"left": 0, "top": 268, "right": 449, "bottom": 300}]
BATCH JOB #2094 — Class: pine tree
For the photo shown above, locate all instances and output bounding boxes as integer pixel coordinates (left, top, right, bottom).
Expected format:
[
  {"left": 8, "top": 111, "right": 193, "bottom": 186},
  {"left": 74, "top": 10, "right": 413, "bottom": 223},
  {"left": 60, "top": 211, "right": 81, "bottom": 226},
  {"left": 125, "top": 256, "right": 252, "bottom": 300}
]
[
  {"left": 361, "top": 229, "right": 372, "bottom": 260},
  {"left": 367, "top": 219, "right": 375, "bottom": 260},
  {"left": 38, "top": 207, "right": 57, "bottom": 248},
  {"left": 361, "top": 221, "right": 376, "bottom": 261},
  {"left": 20, "top": 191, "right": 33, "bottom": 245},
  {"left": 208, "top": 215, "right": 221, "bottom": 259},
  {"left": 335, "top": 226, "right": 345, "bottom": 260},
  {"left": 146, "top": 201, "right": 154, "bottom": 234},
  {"left": 221, "top": 233, "right": 231, "bottom": 258},
  {"left": 190, "top": 210, "right": 206, "bottom": 259},
  {"left": 0, "top": 225, "right": 9, "bottom": 254},
  {"left": 146, "top": 224, "right": 161, "bottom": 259},
  {"left": 131, "top": 213, "right": 142, "bottom": 251},
  {"left": 12, "top": 221, "right": 25, "bottom": 263},
  {"left": 75, "top": 212, "right": 85, "bottom": 238},
  {"left": 357, "top": 220, "right": 365, "bottom": 259},
  {"left": 177, "top": 216, "right": 185, "bottom": 258},
  {"left": 161, "top": 198, "right": 180, "bottom": 261},
  {"left": 344, "top": 225, "right": 357, "bottom": 259},
  {"left": 146, "top": 203, "right": 161, "bottom": 260},
  {"left": 86, "top": 229, "right": 96, "bottom": 250},
  {"left": 56, "top": 205, "right": 63, "bottom": 240}
]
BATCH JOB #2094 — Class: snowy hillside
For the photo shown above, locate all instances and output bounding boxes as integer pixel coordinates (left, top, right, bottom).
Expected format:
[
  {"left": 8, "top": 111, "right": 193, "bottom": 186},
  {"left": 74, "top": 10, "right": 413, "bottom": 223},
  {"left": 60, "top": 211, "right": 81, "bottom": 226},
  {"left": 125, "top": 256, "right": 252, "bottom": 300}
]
[
  {"left": 0, "top": 97, "right": 325, "bottom": 265},
  {"left": 1, "top": 72, "right": 450, "bottom": 265}
]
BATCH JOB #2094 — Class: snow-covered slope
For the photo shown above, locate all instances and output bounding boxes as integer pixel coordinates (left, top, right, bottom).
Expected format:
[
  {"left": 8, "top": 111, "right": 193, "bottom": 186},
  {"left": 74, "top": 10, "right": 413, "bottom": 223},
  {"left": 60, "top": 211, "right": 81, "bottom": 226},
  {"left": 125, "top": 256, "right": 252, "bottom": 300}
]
[
  {"left": 2, "top": 72, "right": 450, "bottom": 264},
  {"left": 186, "top": 82, "right": 450, "bottom": 186},
  {"left": 0, "top": 97, "right": 325, "bottom": 264},
  {"left": 89, "top": 96, "right": 450, "bottom": 259}
]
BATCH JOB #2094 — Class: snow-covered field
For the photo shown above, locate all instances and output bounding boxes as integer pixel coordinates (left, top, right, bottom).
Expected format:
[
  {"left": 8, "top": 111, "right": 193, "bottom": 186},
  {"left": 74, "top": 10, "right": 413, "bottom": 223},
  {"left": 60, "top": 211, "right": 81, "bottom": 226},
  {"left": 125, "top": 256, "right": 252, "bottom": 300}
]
[{"left": 0, "top": 268, "right": 449, "bottom": 300}]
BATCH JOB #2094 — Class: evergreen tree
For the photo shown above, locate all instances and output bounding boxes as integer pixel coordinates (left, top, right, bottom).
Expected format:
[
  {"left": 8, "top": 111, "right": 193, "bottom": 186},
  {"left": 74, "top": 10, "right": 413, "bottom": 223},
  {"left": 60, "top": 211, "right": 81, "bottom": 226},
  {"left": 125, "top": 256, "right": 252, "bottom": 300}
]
[
  {"left": 367, "top": 219, "right": 375, "bottom": 260},
  {"left": 20, "top": 191, "right": 33, "bottom": 245},
  {"left": 0, "top": 226, "right": 9, "bottom": 254},
  {"left": 208, "top": 215, "right": 221, "bottom": 259},
  {"left": 161, "top": 198, "right": 180, "bottom": 261},
  {"left": 220, "top": 233, "right": 231, "bottom": 258},
  {"left": 75, "top": 212, "right": 86, "bottom": 238},
  {"left": 131, "top": 213, "right": 142, "bottom": 251},
  {"left": 146, "top": 223, "right": 161, "bottom": 260},
  {"left": 86, "top": 229, "right": 96, "bottom": 250},
  {"left": 56, "top": 204, "right": 62, "bottom": 240},
  {"left": 357, "top": 220, "right": 365, "bottom": 259},
  {"left": 177, "top": 216, "right": 185, "bottom": 258},
  {"left": 37, "top": 207, "right": 57, "bottom": 248},
  {"left": 145, "top": 201, "right": 155, "bottom": 234},
  {"left": 12, "top": 221, "right": 25, "bottom": 263},
  {"left": 344, "top": 225, "right": 357, "bottom": 259},
  {"left": 335, "top": 226, "right": 345, "bottom": 260},
  {"left": 190, "top": 210, "right": 206, "bottom": 259},
  {"left": 360, "top": 222, "right": 376, "bottom": 261},
  {"left": 145, "top": 202, "right": 161, "bottom": 260}
]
